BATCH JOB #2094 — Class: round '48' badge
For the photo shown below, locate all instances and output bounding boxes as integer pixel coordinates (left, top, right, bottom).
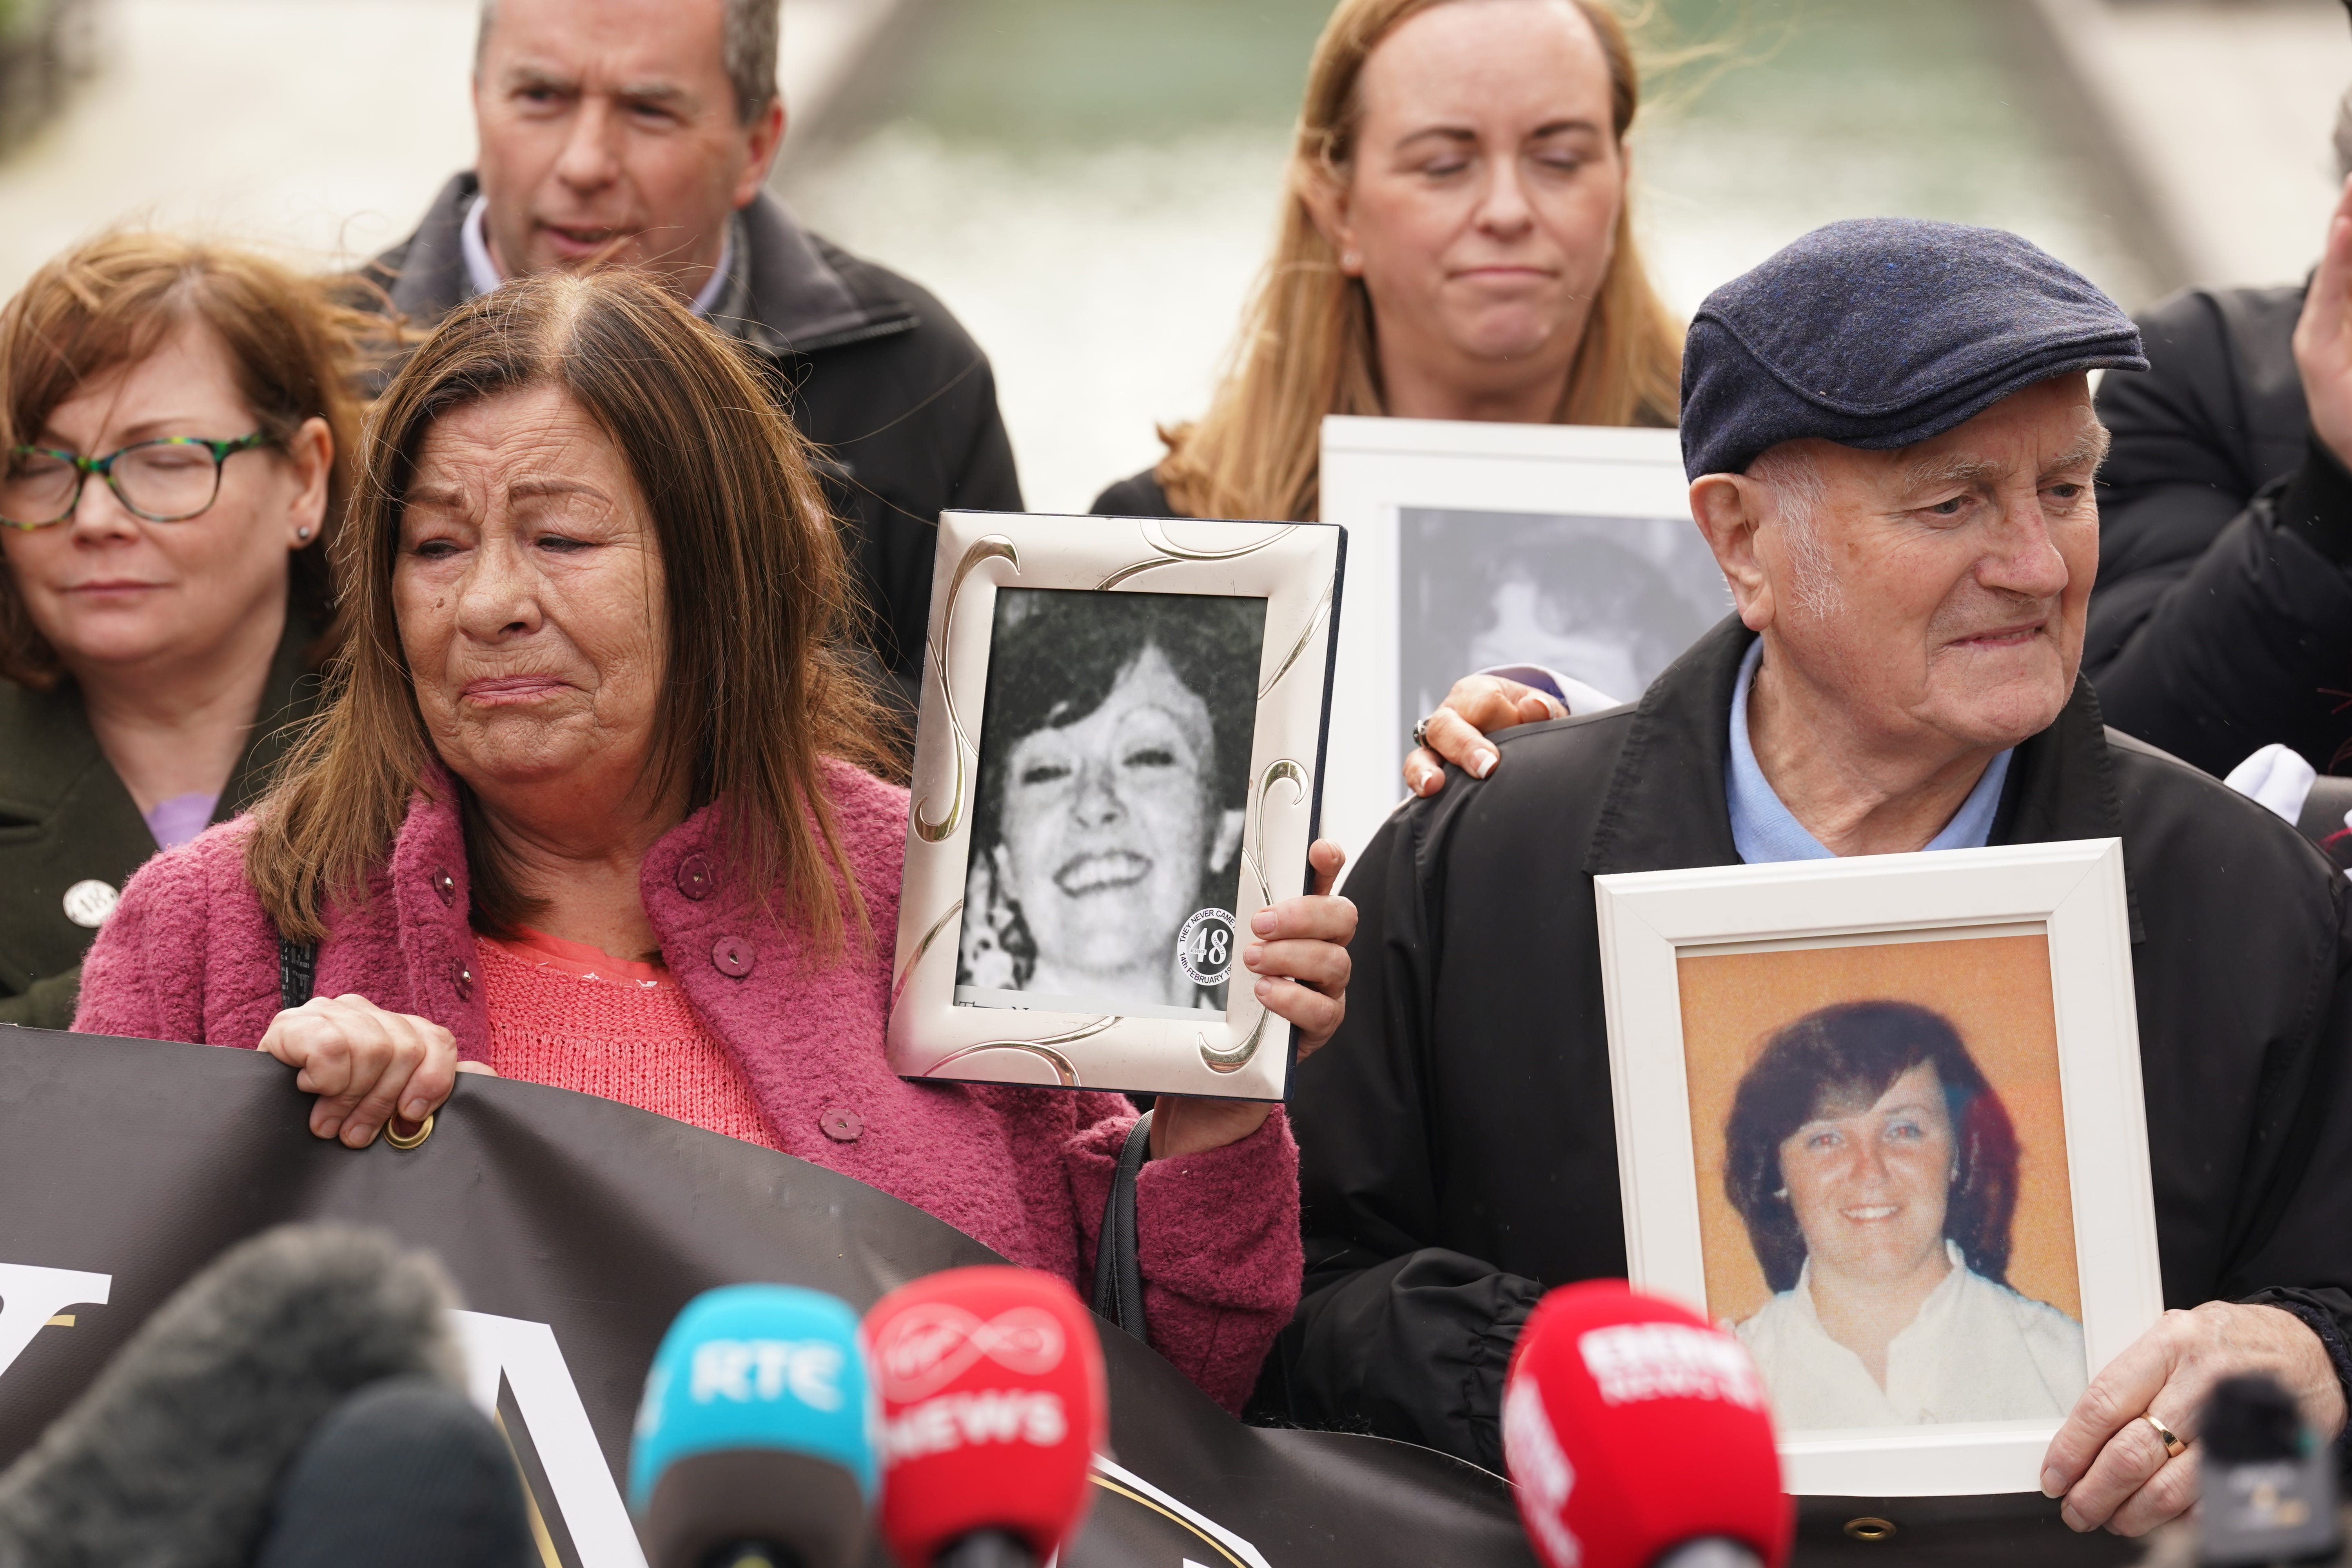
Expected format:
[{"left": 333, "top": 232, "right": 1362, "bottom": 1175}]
[{"left": 1176, "top": 907, "right": 1238, "bottom": 989}]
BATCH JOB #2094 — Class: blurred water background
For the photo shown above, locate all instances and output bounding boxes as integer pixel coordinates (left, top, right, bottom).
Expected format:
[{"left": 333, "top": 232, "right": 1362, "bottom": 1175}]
[{"left": 0, "top": 0, "right": 2345, "bottom": 512}]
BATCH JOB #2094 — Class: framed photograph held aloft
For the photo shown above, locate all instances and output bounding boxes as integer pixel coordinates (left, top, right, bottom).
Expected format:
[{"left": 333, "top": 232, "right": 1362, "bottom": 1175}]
[
  {"left": 887, "top": 510, "right": 1345, "bottom": 1102},
  {"left": 1316, "top": 415, "right": 1719, "bottom": 861},
  {"left": 1594, "top": 840, "right": 2161, "bottom": 1497}
]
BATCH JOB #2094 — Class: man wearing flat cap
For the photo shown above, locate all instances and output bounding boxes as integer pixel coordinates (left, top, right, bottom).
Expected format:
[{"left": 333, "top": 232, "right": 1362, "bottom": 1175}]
[{"left": 1271, "top": 219, "right": 2352, "bottom": 1541}]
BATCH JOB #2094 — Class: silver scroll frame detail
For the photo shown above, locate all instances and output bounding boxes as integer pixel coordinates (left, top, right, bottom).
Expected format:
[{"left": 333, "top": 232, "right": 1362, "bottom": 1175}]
[
  {"left": 1200, "top": 758, "right": 1308, "bottom": 1073},
  {"left": 926, "top": 1016, "right": 1121, "bottom": 1089},
  {"left": 1096, "top": 521, "right": 1298, "bottom": 591},
  {"left": 914, "top": 535, "right": 1017, "bottom": 843}
]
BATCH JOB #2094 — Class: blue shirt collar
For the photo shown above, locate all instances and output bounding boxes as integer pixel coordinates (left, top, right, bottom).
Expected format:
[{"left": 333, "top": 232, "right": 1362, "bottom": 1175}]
[{"left": 1724, "top": 637, "right": 2012, "bottom": 864}]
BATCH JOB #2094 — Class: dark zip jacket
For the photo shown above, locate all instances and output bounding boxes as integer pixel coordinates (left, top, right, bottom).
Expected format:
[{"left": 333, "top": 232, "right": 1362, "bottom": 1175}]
[
  {"left": 2089, "top": 281, "right": 2352, "bottom": 777},
  {"left": 1274, "top": 616, "right": 2352, "bottom": 1483},
  {"left": 363, "top": 174, "right": 1022, "bottom": 690},
  {"left": 0, "top": 620, "right": 320, "bottom": 1028}
]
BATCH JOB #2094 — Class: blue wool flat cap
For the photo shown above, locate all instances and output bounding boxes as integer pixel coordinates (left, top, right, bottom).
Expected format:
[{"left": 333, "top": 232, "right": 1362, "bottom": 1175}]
[{"left": 1679, "top": 218, "right": 2147, "bottom": 481}]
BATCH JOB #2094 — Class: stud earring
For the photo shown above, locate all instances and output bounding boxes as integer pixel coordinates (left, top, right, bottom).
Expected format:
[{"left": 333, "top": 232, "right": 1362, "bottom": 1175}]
[
  {"left": 296, "top": 526, "right": 312, "bottom": 540},
  {"left": 1341, "top": 250, "right": 1361, "bottom": 271}
]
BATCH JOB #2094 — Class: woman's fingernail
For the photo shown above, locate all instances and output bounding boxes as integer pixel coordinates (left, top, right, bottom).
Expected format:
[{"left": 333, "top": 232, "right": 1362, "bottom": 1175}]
[
  {"left": 1244, "top": 943, "right": 1265, "bottom": 969},
  {"left": 1252, "top": 910, "right": 1276, "bottom": 936},
  {"left": 2040, "top": 1469, "right": 2062, "bottom": 1498},
  {"left": 1472, "top": 750, "right": 1497, "bottom": 779},
  {"left": 317, "top": 1116, "right": 341, "bottom": 1140},
  {"left": 402, "top": 1097, "right": 430, "bottom": 1121},
  {"left": 1256, "top": 978, "right": 1274, "bottom": 998}
]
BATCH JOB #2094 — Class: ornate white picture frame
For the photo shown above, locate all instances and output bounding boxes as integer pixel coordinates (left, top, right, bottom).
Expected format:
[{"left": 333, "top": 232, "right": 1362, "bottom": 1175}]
[
  {"left": 1594, "top": 840, "right": 2162, "bottom": 1497},
  {"left": 887, "top": 510, "right": 1345, "bottom": 1102}
]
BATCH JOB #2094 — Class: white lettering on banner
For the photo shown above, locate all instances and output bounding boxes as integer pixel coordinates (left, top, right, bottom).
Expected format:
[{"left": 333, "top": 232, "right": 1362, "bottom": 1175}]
[
  {"left": 1578, "top": 1323, "right": 1766, "bottom": 1410},
  {"left": 688, "top": 1339, "right": 844, "bottom": 1410},
  {"left": 886, "top": 1389, "right": 1067, "bottom": 1460},
  {"left": 454, "top": 1309, "right": 649, "bottom": 1568},
  {"left": 873, "top": 1303, "right": 1065, "bottom": 1401},
  {"left": 1503, "top": 1381, "right": 1580, "bottom": 1568},
  {"left": 0, "top": 1264, "right": 113, "bottom": 1388}
]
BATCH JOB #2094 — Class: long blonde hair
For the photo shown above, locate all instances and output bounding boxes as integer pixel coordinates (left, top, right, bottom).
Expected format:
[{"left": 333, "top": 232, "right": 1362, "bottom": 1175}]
[{"left": 1157, "top": 0, "right": 1683, "bottom": 523}]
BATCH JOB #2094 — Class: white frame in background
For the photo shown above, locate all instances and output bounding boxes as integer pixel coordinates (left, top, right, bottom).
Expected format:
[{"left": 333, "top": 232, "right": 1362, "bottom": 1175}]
[
  {"left": 1316, "top": 415, "right": 1694, "bottom": 863},
  {"left": 1594, "top": 840, "right": 2161, "bottom": 1497},
  {"left": 887, "top": 510, "right": 1345, "bottom": 1102}
]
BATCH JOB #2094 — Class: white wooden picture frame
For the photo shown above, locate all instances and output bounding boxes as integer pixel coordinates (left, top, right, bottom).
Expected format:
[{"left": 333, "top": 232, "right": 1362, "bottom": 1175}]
[
  {"left": 1594, "top": 840, "right": 2161, "bottom": 1497},
  {"left": 887, "top": 510, "right": 1345, "bottom": 1102},
  {"left": 1316, "top": 415, "right": 1709, "bottom": 862}
]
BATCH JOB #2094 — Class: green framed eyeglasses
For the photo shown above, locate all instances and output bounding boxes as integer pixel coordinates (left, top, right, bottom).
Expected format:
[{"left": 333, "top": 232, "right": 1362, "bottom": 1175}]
[{"left": 0, "top": 433, "right": 276, "bottom": 530}]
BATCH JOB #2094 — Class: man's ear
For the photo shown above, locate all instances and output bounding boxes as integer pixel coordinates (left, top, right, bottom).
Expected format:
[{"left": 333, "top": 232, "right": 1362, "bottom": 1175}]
[
  {"left": 734, "top": 98, "right": 788, "bottom": 208},
  {"left": 1690, "top": 473, "right": 1775, "bottom": 632}
]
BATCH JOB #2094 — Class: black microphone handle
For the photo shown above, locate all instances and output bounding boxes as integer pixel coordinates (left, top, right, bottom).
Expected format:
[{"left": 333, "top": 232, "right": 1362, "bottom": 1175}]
[
  {"left": 933, "top": 1529, "right": 1041, "bottom": 1568},
  {"left": 1651, "top": 1536, "right": 1764, "bottom": 1568},
  {"left": 701, "top": 1542, "right": 806, "bottom": 1568}
]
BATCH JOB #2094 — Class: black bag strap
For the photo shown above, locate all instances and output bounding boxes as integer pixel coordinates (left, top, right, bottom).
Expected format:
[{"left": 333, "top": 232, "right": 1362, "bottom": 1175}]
[
  {"left": 1091, "top": 1111, "right": 1152, "bottom": 1341},
  {"left": 278, "top": 936, "right": 318, "bottom": 1012}
]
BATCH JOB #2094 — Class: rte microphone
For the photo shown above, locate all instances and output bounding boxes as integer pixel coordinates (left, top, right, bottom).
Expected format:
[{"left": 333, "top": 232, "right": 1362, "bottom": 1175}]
[
  {"left": 1503, "top": 1279, "right": 1791, "bottom": 1568},
  {"left": 2198, "top": 1373, "right": 2341, "bottom": 1566},
  {"left": 864, "top": 1265, "right": 1107, "bottom": 1568},
  {"left": 628, "top": 1284, "right": 879, "bottom": 1568}
]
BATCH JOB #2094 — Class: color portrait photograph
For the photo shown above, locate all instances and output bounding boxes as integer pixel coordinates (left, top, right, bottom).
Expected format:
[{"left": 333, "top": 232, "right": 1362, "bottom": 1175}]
[
  {"left": 1677, "top": 930, "right": 2085, "bottom": 1435},
  {"left": 955, "top": 587, "right": 1269, "bottom": 1022}
]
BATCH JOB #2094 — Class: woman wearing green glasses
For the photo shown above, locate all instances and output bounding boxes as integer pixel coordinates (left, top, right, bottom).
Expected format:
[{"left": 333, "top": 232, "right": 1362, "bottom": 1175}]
[{"left": 0, "top": 232, "right": 364, "bottom": 1027}]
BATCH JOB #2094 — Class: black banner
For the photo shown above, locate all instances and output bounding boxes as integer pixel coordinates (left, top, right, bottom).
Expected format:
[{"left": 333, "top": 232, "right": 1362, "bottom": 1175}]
[{"left": 0, "top": 1029, "right": 1535, "bottom": 1567}]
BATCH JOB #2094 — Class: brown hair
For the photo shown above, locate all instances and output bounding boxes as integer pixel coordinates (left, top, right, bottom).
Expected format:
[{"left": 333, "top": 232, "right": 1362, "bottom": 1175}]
[
  {"left": 1155, "top": 0, "right": 1684, "bottom": 523},
  {"left": 0, "top": 232, "right": 370, "bottom": 686},
  {"left": 244, "top": 268, "right": 899, "bottom": 947}
]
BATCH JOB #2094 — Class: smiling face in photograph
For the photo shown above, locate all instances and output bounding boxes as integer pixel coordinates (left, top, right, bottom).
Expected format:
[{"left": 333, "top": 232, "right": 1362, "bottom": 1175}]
[
  {"left": 391, "top": 385, "right": 667, "bottom": 798},
  {"left": 1777, "top": 1060, "right": 1957, "bottom": 1287},
  {"left": 993, "top": 643, "right": 1217, "bottom": 998}
]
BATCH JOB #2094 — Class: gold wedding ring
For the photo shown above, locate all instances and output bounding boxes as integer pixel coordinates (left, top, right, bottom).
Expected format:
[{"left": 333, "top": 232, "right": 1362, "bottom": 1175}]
[{"left": 2142, "top": 1413, "right": 2188, "bottom": 1459}]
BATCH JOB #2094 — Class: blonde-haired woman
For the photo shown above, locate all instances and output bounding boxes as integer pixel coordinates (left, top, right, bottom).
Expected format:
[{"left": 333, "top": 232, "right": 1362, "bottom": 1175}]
[{"left": 1093, "top": 0, "right": 1681, "bottom": 525}]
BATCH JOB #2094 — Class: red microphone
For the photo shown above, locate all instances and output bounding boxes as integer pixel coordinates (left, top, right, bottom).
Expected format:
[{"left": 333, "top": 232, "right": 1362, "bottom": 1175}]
[
  {"left": 1503, "top": 1280, "right": 1791, "bottom": 1568},
  {"left": 864, "top": 1265, "right": 1107, "bottom": 1568}
]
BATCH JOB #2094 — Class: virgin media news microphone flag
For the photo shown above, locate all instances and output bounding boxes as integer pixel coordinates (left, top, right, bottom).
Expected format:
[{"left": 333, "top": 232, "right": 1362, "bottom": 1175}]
[{"left": 0, "top": 1030, "right": 1534, "bottom": 1568}]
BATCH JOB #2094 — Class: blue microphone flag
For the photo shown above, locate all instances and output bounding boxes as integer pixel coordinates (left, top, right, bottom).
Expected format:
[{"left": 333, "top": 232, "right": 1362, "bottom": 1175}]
[{"left": 628, "top": 1283, "right": 878, "bottom": 1515}]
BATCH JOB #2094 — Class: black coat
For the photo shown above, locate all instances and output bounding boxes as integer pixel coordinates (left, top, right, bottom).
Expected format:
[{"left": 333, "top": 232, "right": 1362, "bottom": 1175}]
[
  {"left": 2088, "top": 282, "right": 2352, "bottom": 777},
  {"left": 0, "top": 621, "right": 320, "bottom": 1028},
  {"left": 364, "top": 174, "right": 1023, "bottom": 690},
  {"left": 1275, "top": 616, "right": 2352, "bottom": 1481},
  {"left": 1092, "top": 468, "right": 1176, "bottom": 519}
]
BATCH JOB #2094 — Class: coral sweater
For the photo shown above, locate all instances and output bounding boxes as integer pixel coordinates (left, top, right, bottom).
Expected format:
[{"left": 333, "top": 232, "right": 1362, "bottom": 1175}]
[
  {"left": 474, "top": 929, "right": 781, "bottom": 1151},
  {"left": 73, "top": 759, "right": 1301, "bottom": 1412}
]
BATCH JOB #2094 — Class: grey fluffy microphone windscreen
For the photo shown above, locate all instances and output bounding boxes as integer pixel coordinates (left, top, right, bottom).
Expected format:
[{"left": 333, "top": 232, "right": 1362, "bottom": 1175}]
[{"left": 0, "top": 1223, "right": 467, "bottom": 1568}]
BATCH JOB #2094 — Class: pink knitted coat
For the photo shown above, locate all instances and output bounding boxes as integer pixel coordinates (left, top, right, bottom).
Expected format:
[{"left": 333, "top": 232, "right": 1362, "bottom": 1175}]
[{"left": 73, "top": 759, "right": 1301, "bottom": 1412}]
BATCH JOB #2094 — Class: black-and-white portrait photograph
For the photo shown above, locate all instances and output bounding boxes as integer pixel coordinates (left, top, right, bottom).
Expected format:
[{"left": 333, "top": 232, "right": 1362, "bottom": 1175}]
[
  {"left": 955, "top": 588, "right": 1268, "bottom": 1022},
  {"left": 1397, "top": 508, "right": 1730, "bottom": 742}
]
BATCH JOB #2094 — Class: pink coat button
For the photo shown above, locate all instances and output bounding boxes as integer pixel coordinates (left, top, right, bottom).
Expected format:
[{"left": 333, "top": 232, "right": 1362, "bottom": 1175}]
[
  {"left": 711, "top": 935, "right": 755, "bottom": 978},
  {"left": 676, "top": 855, "right": 715, "bottom": 901},
  {"left": 431, "top": 867, "right": 457, "bottom": 907},
  {"left": 820, "top": 1108, "right": 863, "bottom": 1143},
  {"left": 449, "top": 958, "right": 474, "bottom": 1000}
]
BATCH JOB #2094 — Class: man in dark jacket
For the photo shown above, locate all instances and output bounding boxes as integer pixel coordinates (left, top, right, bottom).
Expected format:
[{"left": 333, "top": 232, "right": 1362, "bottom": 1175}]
[
  {"left": 362, "top": 0, "right": 1020, "bottom": 695},
  {"left": 1280, "top": 220, "right": 2352, "bottom": 1545},
  {"left": 2085, "top": 165, "right": 2352, "bottom": 779}
]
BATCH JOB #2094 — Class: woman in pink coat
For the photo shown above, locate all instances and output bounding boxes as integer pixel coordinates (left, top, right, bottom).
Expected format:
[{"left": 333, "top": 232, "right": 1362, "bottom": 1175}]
[{"left": 73, "top": 270, "right": 1356, "bottom": 1413}]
